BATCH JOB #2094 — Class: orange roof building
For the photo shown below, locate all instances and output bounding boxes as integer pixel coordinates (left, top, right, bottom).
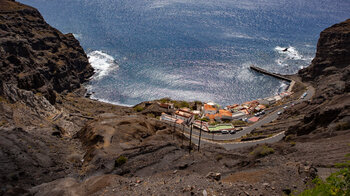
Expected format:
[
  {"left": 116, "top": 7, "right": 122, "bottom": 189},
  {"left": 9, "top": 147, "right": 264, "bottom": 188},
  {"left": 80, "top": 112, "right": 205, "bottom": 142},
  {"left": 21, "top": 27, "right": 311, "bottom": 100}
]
[
  {"left": 248, "top": 117, "right": 260, "bottom": 123},
  {"left": 205, "top": 109, "right": 233, "bottom": 121},
  {"left": 203, "top": 104, "right": 217, "bottom": 115},
  {"left": 219, "top": 109, "right": 232, "bottom": 117},
  {"left": 205, "top": 113, "right": 216, "bottom": 120}
]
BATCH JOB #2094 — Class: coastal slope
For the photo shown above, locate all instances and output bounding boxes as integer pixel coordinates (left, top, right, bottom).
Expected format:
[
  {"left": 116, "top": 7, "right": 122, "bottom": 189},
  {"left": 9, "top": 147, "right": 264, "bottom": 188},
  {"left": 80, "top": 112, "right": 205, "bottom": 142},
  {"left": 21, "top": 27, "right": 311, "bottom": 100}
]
[
  {"left": 287, "top": 19, "right": 350, "bottom": 136},
  {"left": 0, "top": 0, "right": 94, "bottom": 104},
  {"left": 0, "top": 0, "right": 350, "bottom": 195}
]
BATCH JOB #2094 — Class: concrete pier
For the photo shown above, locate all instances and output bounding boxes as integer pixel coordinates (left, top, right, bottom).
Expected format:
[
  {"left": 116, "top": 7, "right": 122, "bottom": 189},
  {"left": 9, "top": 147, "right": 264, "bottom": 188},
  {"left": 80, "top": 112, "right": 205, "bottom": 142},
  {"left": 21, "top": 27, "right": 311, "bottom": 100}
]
[
  {"left": 250, "top": 65, "right": 292, "bottom": 82},
  {"left": 250, "top": 65, "right": 295, "bottom": 92}
]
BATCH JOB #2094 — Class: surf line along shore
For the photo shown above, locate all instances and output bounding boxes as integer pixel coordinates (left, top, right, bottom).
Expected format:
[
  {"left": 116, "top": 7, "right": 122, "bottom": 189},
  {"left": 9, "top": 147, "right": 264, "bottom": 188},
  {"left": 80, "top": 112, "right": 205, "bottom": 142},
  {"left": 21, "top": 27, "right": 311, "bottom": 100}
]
[{"left": 249, "top": 65, "right": 295, "bottom": 92}]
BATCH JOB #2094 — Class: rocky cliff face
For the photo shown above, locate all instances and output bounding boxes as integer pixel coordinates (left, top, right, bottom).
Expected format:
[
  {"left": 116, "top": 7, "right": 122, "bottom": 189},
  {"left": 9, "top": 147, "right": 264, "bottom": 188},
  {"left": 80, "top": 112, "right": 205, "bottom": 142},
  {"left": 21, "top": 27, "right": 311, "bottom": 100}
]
[
  {"left": 287, "top": 19, "right": 350, "bottom": 136},
  {"left": 299, "top": 19, "right": 350, "bottom": 82},
  {"left": 0, "top": 0, "right": 94, "bottom": 104},
  {"left": 0, "top": 1, "right": 349, "bottom": 195}
]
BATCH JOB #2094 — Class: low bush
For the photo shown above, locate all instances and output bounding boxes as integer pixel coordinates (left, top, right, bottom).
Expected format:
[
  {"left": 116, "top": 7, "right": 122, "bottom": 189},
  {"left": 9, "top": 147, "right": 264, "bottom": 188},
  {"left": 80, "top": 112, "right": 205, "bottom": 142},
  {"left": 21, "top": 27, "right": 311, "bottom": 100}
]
[
  {"left": 159, "top": 98, "right": 171, "bottom": 103},
  {"left": 232, "top": 120, "right": 247, "bottom": 126},
  {"left": 147, "top": 113, "right": 155, "bottom": 118},
  {"left": 215, "top": 154, "right": 223, "bottom": 161},
  {"left": 335, "top": 122, "right": 350, "bottom": 131},
  {"left": 134, "top": 105, "right": 144, "bottom": 112},
  {"left": 200, "top": 118, "right": 209, "bottom": 122},
  {"left": 298, "top": 161, "right": 350, "bottom": 196},
  {"left": 115, "top": 155, "right": 127, "bottom": 167},
  {"left": 250, "top": 145, "right": 274, "bottom": 157},
  {"left": 174, "top": 101, "right": 190, "bottom": 109},
  {"left": 0, "top": 96, "right": 9, "bottom": 103}
]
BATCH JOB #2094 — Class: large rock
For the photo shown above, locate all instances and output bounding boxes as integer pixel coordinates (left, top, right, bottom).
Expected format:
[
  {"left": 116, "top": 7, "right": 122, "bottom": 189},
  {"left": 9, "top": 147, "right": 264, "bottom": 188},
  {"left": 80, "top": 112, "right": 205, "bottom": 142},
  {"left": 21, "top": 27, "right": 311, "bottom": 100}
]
[
  {"left": 299, "top": 19, "right": 350, "bottom": 82},
  {"left": 287, "top": 19, "right": 350, "bottom": 136},
  {"left": 0, "top": 0, "right": 94, "bottom": 104}
]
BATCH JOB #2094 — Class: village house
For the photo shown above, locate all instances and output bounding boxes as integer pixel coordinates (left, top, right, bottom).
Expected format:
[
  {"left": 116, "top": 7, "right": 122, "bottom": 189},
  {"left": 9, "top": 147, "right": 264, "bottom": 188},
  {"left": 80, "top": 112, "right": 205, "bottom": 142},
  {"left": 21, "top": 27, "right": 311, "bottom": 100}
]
[
  {"left": 254, "top": 104, "right": 266, "bottom": 112},
  {"left": 274, "top": 95, "right": 282, "bottom": 102},
  {"left": 205, "top": 109, "right": 233, "bottom": 122},
  {"left": 174, "top": 109, "right": 194, "bottom": 124},
  {"left": 157, "top": 102, "right": 174, "bottom": 110},
  {"left": 160, "top": 113, "right": 184, "bottom": 124},
  {"left": 203, "top": 103, "right": 217, "bottom": 115},
  {"left": 193, "top": 120, "right": 209, "bottom": 131},
  {"left": 231, "top": 111, "right": 246, "bottom": 119},
  {"left": 266, "top": 97, "right": 276, "bottom": 105},
  {"left": 248, "top": 116, "right": 260, "bottom": 123},
  {"left": 217, "top": 109, "right": 233, "bottom": 121},
  {"left": 280, "top": 91, "right": 292, "bottom": 97}
]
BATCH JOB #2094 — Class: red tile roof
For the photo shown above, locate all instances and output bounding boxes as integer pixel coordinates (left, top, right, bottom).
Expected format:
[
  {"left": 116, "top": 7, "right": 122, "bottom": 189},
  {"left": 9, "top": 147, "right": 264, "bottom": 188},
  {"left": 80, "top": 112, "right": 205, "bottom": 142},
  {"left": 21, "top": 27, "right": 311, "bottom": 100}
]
[
  {"left": 204, "top": 104, "right": 216, "bottom": 111},
  {"left": 248, "top": 117, "right": 260, "bottom": 122}
]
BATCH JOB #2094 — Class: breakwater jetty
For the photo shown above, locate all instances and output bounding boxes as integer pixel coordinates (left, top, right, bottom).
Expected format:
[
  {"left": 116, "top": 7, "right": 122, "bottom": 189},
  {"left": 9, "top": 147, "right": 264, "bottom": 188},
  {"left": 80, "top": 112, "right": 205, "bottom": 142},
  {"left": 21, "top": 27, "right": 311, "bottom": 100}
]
[{"left": 250, "top": 65, "right": 295, "bottom": 92}]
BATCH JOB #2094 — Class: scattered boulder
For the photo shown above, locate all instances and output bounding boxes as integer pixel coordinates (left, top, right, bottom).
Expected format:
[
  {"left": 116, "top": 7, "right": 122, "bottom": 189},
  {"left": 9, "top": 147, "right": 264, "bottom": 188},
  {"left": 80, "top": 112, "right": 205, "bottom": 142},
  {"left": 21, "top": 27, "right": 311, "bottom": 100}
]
[{"left": 206, "top": 172, "right": 221, "bottom": 181}]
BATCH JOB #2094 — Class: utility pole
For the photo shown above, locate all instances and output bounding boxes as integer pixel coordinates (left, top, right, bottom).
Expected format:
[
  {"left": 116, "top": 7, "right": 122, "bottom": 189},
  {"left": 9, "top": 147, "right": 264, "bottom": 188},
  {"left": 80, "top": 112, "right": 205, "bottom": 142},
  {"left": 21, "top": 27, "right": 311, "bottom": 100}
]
[
  {"left": 182, "top": 123, "right": 185, "bottom": 146},
  {"left": 198, "top": 120, "right": 202, "bottom": 151},
  {"left": 189, "top": 123, "right": 192, "bottom": 154},
  {"left": 212, "top": 129, "right": 214, "bottom": 140},
  {"left": 173, "top": 116, "right": 177, "bottom": 140}
]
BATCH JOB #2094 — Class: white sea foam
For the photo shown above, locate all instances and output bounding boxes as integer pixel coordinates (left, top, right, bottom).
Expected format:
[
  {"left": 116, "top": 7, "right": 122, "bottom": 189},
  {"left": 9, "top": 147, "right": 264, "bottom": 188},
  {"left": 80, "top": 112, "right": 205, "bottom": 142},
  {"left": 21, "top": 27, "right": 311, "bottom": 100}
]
[
  {"left": 275, "top": 46, "right": 303, "bottom": 60},
  {"left": 72, "top": 33, "right": 83, "bottom": 39},
  {"left": 223, "top": 32, "right": 253, "bottom": 39},
  {"left": 274, "top": 46, "right": 313, "bottom": 70},
  {"left": 279, "top": 82, "right": 288, "bottom": 91},
  {"left": 89, "top": 96, "right": 134, "bottom": 107},
  {"left": 87, "top": 51, "right": 119, "bottom": 80},
  {"left": 149, "top": 0, "right": 190, "bottom": 9},
  {"left": 236, "top": 63, "right": 255, "bottom": 82}
]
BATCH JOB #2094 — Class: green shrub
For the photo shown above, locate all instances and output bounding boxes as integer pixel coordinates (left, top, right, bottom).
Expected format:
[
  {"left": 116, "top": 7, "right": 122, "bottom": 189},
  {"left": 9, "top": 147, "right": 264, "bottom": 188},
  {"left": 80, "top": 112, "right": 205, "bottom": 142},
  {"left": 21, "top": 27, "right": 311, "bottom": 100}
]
[
  {"left": 284, "top": 135, "right": 293, "bottom": 142},
  {"left": 222, "top": 119, "right": 232, "bottom": 123},
  {"left": 147, "top": 113, "right": 155, "bottom": 118},
  {"left": 200, "top": 118, "right": 209, "bottom": 122},
  {"left": 209, "top": 121, "right": 219, "bottom": 126},
  {"left": 0, "top": 120, "right": 7, "bottom": 127},
  {"left": 250, "top": 145, "right": 274, "bottom": 157},
  {"left": 297, "top": 156, "right": 350, "bottom": 196},
  {"left": 194, "top": 100, "right": 202, "bottom": 105},
  {"left": 115, "top": 155, "right": 127, "bottom": 167},
  {"left": 298, "top": 167, "right": 350, "bottom": 196},
  {"left": 232, "top": 120, "right": 247, "bottom": 126},
  {"left": 159, "top": 98, "right": 171, "bottom": 103},
  {"left": 174, "top": 101, "right": 189, "bottom": 108},
  {"left": 215, "top": 154, "right": 223, "bottom": 161},
  {"left": 0, "top": 96, "right": 7, "bottom": 103},
  {"left": 134, "top": 105, "right": 144, "bottom": 112},
  {"left": 335, "top": 122, "right": 350, "bottom": 131}
]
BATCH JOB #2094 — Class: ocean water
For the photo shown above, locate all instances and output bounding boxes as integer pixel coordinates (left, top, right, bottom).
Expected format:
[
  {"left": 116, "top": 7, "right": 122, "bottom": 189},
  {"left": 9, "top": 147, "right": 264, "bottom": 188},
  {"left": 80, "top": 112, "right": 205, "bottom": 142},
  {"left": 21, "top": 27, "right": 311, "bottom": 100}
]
[{"left": 19, "top": 0, "right": 350, "bottom": 106}]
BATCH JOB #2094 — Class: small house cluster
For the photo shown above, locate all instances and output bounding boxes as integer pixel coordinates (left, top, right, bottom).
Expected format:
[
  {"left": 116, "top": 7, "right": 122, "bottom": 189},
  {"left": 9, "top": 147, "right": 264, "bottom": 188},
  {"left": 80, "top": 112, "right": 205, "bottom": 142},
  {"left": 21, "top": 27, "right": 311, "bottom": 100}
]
[{"left": 159, "top": 91, "right": 292, "bottom": 131}]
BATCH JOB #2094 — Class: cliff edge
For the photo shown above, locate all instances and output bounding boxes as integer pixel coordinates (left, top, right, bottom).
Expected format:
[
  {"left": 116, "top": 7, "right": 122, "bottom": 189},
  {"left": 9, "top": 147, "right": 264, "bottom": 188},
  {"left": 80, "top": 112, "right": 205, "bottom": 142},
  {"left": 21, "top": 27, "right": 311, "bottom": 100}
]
[
  {"left": 0, "top": 0, "right": 349, "bottom": 195},
  {"left": 0, "top": 0, "right": 94, "bottom": 104},
  {"left": 286, "top": 19, "right": 350, "bottom": 136}
]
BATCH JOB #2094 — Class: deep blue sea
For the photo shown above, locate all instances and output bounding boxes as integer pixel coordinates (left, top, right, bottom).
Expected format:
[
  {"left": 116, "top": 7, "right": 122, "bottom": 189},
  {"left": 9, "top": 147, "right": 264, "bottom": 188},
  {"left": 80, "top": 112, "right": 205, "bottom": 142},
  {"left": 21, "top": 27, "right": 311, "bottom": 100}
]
[{"left": 19, "top": 0, "right": 350, "bottom": 106}]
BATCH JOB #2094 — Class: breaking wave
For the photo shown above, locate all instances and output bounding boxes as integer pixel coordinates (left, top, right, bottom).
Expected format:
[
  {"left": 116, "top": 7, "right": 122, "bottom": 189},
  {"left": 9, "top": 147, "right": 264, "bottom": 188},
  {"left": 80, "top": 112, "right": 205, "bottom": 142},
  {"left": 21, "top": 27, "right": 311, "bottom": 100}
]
[
  {"left": 274, "top": 46, "right": 313, "bottom": 73},
  {"left": 87, "top": 51, "right": 119, "bottom": 80}
]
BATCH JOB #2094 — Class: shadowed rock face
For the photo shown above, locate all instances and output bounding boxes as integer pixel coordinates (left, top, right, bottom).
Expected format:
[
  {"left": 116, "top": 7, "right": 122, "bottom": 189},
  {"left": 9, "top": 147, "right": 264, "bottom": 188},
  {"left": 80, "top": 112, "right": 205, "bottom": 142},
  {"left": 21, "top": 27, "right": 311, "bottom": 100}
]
[
  {"left": 299, "top": 19, "right": 350, "bottom": 82},
  {"left": 287, "top": 19, "right": 350, "bottom": 136},
  {"left": 0, "top": 0, "right": 94, "bottom": 104},
  {"left": 0, "top": 1, "right": 349, "bottom": 195}
]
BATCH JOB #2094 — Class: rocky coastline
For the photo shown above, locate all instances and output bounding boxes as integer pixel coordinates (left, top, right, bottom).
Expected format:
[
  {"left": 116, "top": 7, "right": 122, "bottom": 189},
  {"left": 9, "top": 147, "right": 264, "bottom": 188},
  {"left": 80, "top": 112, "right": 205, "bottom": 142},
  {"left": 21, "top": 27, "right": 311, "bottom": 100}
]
[{"left": 0, "top": 0, "right": 349, "bottom": 195}]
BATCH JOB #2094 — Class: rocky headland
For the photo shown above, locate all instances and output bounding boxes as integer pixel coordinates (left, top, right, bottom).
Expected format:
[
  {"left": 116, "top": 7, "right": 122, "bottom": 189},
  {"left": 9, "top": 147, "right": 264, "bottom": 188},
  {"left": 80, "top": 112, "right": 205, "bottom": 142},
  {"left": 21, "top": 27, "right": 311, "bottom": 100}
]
[{"left": 0, "top": 0, "right": 349, "bottom": 195}]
